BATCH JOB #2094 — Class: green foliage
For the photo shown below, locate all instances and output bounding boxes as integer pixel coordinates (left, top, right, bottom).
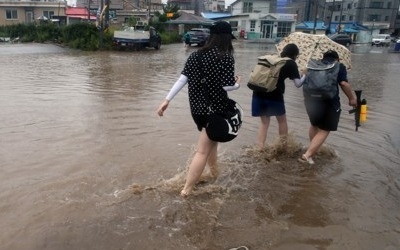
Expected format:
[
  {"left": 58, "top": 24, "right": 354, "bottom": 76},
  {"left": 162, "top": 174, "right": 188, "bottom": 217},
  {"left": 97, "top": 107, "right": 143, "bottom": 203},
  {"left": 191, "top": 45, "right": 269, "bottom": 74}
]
[
  {"left": 149, "top": 20, "right": 165, "bottom": 33},
  {"left": 127, "top": 16, "right": 138, "bottom": 27},
  {"left": 154, "top": 2, "right": 180, "bottom": 23},
  {"left": 62, "top": 23, "right": 99, "bottom": 50},
  {"left": 101, "top": 27, "right": 115, "bottom": 50},
  {"left": 159, "top": 30, "right": 181, "bottom": 44},
  {"left": 0, "top": 23, "right": 36, "bottom": 41},
  {"left": 36, "top": 23, "right": 61, "bottom": 42},
  {"left": 0, "top": 21, "right": 180, "bottom": 50}
]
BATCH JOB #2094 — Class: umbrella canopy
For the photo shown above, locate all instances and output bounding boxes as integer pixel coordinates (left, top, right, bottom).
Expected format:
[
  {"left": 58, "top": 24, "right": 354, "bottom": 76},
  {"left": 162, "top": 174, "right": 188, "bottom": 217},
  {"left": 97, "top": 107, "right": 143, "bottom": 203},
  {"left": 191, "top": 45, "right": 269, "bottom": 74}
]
[
  {"left": 276, "top": 32, "right": 351, "bottom": 70},
  {"left": 37, "top": 15, "right": 48, "bottom": 20}
]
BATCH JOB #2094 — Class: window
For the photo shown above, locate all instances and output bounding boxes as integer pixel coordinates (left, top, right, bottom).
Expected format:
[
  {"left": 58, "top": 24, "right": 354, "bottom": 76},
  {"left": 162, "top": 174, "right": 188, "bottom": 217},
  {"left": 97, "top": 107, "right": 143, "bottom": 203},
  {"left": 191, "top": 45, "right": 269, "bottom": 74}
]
[
  {"left": 385, "top": 16, "right": 389, "bottom": 21},
  {"left": 334, "top": 15, "right": 339, "bottom": 21},
  {"left": 369, "top": 2, "right": 383, "bottom": 8},
  {"left": 250, "top": 20, "right": 256, "bottom": 31},
  {"left": 368, "top": 15, "right": 380, "bottom": 21},
  {"left": 349, "top": 15, "right": 353, "bottom": 21},
  {"left": 243, "top": 2, "right": 253, "bottom": 13},
  {"left": 43, "top": 11, "right": 54, "bottom": 19},
  {"left": 6, "top": 9, "right": 18, "bottom": 19},
  {"left": 229, "top": 21, "right": 238, "bottom": 32},
  {"left": 276, "top": 22, "right": 291, "bottom": 38},
  {"left": 387, "top": 2, "right": 392, "bottom": 8},
  {"left": 347, "top": 3, "right": 352, "bottom": 9},
  {"left": 342, "top": 15, "right": 346, "bottom": 21}
]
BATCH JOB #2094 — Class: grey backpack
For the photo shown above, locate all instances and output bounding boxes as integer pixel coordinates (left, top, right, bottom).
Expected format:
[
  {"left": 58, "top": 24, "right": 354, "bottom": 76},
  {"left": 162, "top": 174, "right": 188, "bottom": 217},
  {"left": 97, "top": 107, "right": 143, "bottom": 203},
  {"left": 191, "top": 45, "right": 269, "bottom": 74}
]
[{"left": 303, "top": 59, "right": 340, "bottom": 99}]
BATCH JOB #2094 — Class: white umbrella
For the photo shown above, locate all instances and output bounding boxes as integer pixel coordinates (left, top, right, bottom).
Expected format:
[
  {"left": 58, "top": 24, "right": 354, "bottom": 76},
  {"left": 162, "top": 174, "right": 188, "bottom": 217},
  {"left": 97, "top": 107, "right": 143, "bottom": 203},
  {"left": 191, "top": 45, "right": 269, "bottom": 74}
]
[
  {"left": 37, "top": 15, "right": 48, "bottom": 21},
  {"left": 276, "top": 32, "right": 352, "bottom": 71}
]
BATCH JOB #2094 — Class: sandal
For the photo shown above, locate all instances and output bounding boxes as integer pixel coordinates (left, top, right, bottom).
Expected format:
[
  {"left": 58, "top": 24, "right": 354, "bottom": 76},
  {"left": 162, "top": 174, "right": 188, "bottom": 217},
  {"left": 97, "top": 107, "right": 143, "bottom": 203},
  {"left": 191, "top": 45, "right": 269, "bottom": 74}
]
[{"left": 298, "top": 154, "right": 315, "bottom": 165}]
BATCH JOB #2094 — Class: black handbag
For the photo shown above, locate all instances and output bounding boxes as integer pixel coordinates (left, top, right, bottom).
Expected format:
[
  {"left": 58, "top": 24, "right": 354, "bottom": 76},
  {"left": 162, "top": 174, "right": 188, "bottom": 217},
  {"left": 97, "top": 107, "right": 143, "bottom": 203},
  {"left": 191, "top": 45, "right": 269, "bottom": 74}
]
[{"left": 197, "top": 53, "right": 243, "bottom": 142}]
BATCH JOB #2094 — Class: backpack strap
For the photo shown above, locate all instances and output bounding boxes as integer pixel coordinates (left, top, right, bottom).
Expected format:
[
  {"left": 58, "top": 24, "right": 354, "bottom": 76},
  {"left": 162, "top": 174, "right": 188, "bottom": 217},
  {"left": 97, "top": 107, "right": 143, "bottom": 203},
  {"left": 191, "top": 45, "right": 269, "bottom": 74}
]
[{"left": 258, "top": 54, "right": 292, "bottom": 65}]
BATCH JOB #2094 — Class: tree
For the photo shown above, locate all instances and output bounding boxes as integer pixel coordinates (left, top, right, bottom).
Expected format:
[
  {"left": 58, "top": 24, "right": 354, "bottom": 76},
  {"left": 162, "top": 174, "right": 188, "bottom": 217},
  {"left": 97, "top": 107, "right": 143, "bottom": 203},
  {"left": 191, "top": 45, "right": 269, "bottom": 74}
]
[{"left": 154, "top": 2, "right": 180, "bottom": 22}]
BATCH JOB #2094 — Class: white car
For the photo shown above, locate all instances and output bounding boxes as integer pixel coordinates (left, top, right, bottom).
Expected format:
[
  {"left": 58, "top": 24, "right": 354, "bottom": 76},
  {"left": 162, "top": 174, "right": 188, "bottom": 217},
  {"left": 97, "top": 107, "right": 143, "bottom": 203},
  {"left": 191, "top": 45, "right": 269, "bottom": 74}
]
[{"left": 371, "top": 34, "right": 392, "bottom": 46}]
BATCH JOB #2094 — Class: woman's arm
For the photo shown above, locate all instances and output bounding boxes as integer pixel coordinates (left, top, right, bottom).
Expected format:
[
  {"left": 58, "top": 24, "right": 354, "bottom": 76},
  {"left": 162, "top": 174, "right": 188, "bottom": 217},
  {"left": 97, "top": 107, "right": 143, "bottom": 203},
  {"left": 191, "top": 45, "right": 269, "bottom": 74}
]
[
  {"left": 223, "top": 76, "right": 241, "bottom": 91},
  {"left": 166, "top": 74, "right": 188, "bottom": 101},
  {"left": 293, "top": 74, "right": 306, "bottom": 88},
  {"left": 157, "top": 74, "right": 188, "bottom": 116}
]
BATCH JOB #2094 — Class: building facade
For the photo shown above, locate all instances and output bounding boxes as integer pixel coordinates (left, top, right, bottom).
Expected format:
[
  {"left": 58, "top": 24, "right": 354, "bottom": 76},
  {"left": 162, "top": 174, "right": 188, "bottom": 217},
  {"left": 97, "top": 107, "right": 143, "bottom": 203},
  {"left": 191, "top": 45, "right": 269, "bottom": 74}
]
[
  {"left": 75, "top": 0, "right": 163, "bottom": 25},
  {"left": 0, "top": 0, "right": 66, "bottom": 26},
  {"left": 222, "top": 0, "right": 298, "bottom": 39},
  {"left": 277, "top": 0, "right": 400, "bottom": 34}
]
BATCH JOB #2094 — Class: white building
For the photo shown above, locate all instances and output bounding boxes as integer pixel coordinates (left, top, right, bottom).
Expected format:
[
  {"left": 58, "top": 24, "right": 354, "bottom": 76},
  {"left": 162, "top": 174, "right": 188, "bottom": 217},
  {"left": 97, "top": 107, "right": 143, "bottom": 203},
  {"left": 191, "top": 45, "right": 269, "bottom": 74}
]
[{"left": 211, "top": 0, "right": 297, "bottom": 40}]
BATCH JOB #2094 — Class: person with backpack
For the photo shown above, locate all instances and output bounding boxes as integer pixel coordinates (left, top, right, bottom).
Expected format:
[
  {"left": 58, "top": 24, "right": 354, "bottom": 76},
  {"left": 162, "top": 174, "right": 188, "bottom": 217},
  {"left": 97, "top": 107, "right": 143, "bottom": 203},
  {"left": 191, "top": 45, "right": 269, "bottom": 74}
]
[
  {"left": 250, "top": 43, "right": 305, "bottom": 149},
  {"left": 299, "top": 50, "right": 357, "bottom": 164}
]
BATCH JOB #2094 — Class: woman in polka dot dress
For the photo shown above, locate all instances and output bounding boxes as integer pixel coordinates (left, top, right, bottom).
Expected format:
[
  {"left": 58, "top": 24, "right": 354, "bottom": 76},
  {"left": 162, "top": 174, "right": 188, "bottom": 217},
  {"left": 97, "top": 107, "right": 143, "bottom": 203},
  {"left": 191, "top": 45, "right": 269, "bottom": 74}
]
[{"left": 157, "top": 21, "right": 240, "bottom": 197}]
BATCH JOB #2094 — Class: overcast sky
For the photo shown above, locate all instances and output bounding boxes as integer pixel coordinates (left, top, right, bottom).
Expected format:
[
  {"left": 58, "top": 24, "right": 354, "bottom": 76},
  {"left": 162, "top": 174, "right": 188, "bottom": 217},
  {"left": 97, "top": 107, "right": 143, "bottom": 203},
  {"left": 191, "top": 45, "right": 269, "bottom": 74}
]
[{"left": 67, "top": 0, "right": 75, "bottom": 6}]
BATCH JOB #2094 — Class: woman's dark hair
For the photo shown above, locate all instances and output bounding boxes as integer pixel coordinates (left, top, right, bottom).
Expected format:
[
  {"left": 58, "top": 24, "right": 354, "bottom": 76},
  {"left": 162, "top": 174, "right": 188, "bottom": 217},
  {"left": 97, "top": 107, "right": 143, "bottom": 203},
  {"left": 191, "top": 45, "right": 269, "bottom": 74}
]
[
  {"left": 280, "top": 43, "right": 299, "bottom": 60},
  {"left": 199, "top": 33, "right": 234, "bottom": 56}
]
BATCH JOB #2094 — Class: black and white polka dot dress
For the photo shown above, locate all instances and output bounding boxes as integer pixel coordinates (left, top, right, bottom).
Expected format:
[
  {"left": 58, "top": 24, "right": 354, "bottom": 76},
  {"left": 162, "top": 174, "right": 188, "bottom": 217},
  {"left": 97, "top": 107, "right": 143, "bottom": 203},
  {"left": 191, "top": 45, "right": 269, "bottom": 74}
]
[{"left": 182, "top": 47, "right": 236, "bottom": 115}]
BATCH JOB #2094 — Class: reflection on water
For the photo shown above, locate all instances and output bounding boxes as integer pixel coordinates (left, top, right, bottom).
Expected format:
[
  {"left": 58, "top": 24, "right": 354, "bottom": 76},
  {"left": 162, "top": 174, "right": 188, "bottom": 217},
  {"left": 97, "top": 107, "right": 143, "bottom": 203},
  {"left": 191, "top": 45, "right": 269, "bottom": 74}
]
[{"left": 0, "top": 43, "right": 399, "bottom": 250}]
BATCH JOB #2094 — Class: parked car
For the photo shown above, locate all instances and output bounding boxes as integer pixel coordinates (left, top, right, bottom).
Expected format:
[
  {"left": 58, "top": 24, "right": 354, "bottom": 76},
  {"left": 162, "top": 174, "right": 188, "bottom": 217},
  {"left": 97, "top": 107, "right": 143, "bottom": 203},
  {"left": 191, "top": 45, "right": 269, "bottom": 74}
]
[
  {"left": 187, "top": 28, "right": 210, "bottom": 47},
  {"left": 371, "top": 34, "right": 392, "bottom": 46},
  {"left": 328, "top": 33, "right": 352, "bottom": 47}
]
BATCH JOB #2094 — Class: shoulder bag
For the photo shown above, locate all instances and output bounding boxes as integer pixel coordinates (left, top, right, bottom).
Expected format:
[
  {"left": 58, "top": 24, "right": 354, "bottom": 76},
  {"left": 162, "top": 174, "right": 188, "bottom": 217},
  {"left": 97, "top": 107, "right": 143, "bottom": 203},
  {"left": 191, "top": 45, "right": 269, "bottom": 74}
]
[{"left": 197, "top": 53, "right": 243, "bottom": 142}]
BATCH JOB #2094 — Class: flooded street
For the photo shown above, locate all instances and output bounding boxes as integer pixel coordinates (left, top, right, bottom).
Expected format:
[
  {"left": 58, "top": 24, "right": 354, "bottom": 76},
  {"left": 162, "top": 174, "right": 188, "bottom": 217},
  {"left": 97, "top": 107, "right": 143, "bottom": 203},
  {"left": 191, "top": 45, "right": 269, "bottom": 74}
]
[{"left": 0, "top": 42, "right": 399, "bottom": 250}]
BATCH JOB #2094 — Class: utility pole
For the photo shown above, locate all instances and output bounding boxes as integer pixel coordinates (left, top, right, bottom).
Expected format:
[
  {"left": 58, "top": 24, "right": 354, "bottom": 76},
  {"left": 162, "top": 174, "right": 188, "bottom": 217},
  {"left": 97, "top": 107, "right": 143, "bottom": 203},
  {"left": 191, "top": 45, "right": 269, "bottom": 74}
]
[
  {"left": 99, "top": 0, "right": 104, "bottom": 48},
  {"left": 327, "top": 0, "right": 336, "bottom": 34},
  {"left": 313, "top": 0, "right": 319, "bottom": 34},
  {"left": 87, "top": 0, "right": 90, "bottom": 21},
  {"left": 105, "top": 0, "right": 109, "bottom": 29},
  {"left": 337, "top": 1, "right": 343, "bottom": 33},
  {"left": 148, "top": 0, "right": 151, "bottom": 22},
  {"left": 305, "top": 0, "right": 312, "bottom": 21}
]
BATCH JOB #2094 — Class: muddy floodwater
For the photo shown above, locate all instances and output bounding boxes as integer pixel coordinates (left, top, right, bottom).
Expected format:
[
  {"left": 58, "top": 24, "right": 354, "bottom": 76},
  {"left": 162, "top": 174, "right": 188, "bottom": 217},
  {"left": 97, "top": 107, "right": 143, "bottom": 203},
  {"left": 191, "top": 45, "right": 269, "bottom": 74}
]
[{"left": 0, "top": 42, "right": 399, "bottom": 250}]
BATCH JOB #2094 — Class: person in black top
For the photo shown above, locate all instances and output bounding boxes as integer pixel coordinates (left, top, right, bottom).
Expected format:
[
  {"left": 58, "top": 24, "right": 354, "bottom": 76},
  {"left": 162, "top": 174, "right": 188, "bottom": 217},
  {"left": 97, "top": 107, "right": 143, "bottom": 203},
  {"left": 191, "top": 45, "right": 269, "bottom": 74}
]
[
  {"left": 251, "top": 44, "right": 305, "bottom": 149},
  {"left": 157, "top": 21, "right": 240, "bottom": 197},
  {"left": 299, "top": 50, "right": 357, "bottom": 164}
]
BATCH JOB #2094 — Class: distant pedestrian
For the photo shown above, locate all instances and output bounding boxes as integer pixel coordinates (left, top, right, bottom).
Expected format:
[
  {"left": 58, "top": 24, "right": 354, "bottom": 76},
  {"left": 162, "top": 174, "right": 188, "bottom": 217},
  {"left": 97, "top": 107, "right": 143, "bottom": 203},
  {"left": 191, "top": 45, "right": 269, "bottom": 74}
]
[
  {"left": 183, "top": 31, "right": 191, "bottom": 48},
  {"left": 300, "top": 50, "right": 357, "bottom": 164}
]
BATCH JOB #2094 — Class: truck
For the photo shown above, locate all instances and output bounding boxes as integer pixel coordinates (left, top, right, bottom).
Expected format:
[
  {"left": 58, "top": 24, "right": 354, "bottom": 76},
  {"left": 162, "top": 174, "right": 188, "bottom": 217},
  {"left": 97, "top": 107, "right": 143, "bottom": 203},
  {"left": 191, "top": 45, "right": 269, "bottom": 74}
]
[{"left": 112, "top": 25, "right": 161, "bottom": 50}]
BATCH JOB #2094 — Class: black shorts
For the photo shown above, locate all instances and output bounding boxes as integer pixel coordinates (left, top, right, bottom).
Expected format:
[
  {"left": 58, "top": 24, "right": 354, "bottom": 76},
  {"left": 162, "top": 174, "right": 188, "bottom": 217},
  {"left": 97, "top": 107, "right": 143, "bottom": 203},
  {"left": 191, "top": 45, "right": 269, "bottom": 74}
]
[
  {"left": 304, "top": 98, "right": 341, "bottom": 131},
  {"left": 192, "top": 114, "right": 208, "bottom": 131}
]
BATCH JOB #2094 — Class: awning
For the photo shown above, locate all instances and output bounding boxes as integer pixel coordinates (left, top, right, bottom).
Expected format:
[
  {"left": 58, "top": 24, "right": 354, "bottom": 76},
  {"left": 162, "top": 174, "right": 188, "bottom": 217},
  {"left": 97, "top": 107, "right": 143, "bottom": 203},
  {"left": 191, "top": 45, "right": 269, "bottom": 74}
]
[{"left": 343, "top": 28, "right": 359, "bottom": 33}]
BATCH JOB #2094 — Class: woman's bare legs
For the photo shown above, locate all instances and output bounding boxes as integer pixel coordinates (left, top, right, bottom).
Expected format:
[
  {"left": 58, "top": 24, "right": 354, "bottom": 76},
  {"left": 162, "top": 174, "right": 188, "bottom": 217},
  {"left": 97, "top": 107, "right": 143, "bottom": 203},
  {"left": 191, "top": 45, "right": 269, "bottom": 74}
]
[
  {"left": 207, "top": 143, "right": 219, "bottom": 178},
  {"left": 303, "top": 126, "right": 330, "bottom": 159},
  {"left": 257, "top": 116, "right": 271, "bottom": 149},
  {"left": 276, "top": 114, "right": 288, "bottom": 136},
  {"left": 276, "top": 114, "right": 288, "bottom": 145},
  {"left": 308, "top": 125, "right": 318, "bottom": 141},
  {"left": 181, "top": 130, "right": 217, "bottom": 197},
  {"left": 257, "top": 114, "right": 288, "bottom": 149}
]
